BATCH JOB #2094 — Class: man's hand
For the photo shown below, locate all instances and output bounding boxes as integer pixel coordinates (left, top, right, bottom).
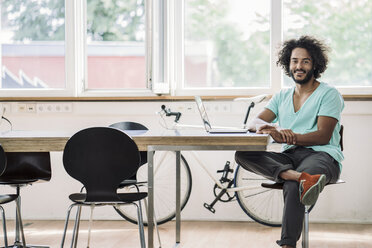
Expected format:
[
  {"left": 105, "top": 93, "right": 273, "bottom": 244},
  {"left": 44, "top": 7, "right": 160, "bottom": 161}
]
[{"left": 257, "top": 125, "right": 297, "bottom": 145}]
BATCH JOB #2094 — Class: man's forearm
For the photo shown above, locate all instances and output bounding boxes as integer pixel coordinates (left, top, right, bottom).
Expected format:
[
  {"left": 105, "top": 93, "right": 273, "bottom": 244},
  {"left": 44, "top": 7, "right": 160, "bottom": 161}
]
[
  {"left": 247, "top": 118, "right": 270, "bottom": 131},
  {"left": 294, "top": 130, "right": 332, "bottom": 146}
]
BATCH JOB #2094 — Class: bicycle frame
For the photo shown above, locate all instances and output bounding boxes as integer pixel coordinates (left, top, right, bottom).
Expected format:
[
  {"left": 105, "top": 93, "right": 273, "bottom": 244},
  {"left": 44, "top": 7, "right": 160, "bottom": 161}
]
[
  {"left": 153, "top": 145, "right": 264, "bottom": 194},
  {"left": 184, "top": 150, "right": 264, "bottom": 193}
]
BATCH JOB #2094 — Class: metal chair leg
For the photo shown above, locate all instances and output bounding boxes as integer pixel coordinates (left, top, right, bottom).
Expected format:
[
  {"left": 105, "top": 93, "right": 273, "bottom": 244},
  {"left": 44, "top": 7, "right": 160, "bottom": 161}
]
[
  {"left": 0, "top": 206, "right": 9, "bottom": 248},
  {"left": 15, "top": 197, "right": 26, "bottom": 248},
  {"left": 12, "top": 187, "right": 26, "bottom": 248},
  {"left": 86, "top": 205, "right": 95, "bottom": 248},
  {"left": 7, "top": 186, "right": 49, "bottom": 248},
  {"left": 135, "top": 203, "right": 146, "bottom": 248},
  {"left": 61, "top": 204, "right": 79, "bottom": 248},
  {"left": 133, "top": 184, "right": 161, "bottom": 248},
  {"left": 302, "top": 205, "right": 310, "bottom": 248},
  {"left": 71, "top": 206, "right": 82, "bottom": 248}
]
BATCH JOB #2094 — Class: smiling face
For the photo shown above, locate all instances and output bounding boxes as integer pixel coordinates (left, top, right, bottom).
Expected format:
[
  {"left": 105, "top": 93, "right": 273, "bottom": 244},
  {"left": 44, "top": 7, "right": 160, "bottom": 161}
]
[{"left": 289, "top": 47, "right": 314, "bottom": 85}]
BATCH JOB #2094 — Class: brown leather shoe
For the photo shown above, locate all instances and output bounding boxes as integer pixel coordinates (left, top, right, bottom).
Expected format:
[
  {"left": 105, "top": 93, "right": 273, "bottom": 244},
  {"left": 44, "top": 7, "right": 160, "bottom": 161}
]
[{"left": 298, "top": 172, "right": 326, "bottom": 205}]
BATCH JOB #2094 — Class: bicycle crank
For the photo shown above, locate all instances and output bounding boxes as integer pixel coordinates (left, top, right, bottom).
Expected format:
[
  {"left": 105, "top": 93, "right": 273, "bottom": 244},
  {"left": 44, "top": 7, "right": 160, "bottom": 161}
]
[
  {"left": 203, "top": 180, "right": 235, "bottom": 213},
  {"left": 213, "top": 183, "right": 235, "bottom": 202}
]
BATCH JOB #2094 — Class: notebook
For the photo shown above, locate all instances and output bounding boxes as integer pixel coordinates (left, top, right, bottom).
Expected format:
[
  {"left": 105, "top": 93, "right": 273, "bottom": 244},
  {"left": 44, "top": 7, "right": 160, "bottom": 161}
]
[{"left": 194, "top": 96, "right": 249, "bottom": 133}]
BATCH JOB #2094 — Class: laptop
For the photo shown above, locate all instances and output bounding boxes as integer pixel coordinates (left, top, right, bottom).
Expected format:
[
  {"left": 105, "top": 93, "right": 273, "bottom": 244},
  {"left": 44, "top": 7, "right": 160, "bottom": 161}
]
[{"left": 194, "top": 96, "right": 249, "bottom": 133}]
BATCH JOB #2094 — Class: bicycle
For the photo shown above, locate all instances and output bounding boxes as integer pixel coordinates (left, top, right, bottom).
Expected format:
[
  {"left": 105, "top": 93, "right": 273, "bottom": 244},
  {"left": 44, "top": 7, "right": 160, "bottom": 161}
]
[{"left": 114, "top": 95, "right": 288, "bottom": 227}]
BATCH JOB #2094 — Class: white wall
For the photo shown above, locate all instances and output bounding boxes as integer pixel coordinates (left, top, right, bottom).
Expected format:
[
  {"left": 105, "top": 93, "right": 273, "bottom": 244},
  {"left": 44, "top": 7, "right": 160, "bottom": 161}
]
[{"left": 0, "top": 100, "right": 371, "bottom": 224}]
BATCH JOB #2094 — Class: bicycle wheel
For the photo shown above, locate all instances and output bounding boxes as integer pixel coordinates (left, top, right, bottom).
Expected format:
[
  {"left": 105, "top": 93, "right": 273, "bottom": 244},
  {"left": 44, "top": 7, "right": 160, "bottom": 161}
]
[
  {"left": 114, "top": 151, "right": 192, "bottom": 225},
  {"left": 234, "top": 165, "right": 284, "bottom": 227}
]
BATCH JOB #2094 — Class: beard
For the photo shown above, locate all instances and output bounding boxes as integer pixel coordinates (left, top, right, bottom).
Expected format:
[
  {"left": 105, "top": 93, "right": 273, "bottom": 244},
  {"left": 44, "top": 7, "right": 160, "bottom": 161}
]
[{"left": 290, "top": 68, "right": 314, "bottom": 85}]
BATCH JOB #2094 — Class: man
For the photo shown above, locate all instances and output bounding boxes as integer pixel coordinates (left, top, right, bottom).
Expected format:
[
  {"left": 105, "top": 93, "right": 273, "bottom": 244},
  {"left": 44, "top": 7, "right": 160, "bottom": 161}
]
[{"left": 235, "top": 36, "right": 343, "bottom": 248}]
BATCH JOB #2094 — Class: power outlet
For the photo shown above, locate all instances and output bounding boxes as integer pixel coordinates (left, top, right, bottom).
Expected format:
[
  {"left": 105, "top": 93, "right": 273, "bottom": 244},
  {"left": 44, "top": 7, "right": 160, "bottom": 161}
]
[
  {"left": 173, "top": 103, "right": 195, "bottom": 113},
  {"left": 16, "top": 103, "right": 36, "bottom": 113},
  {"left": 37, "top": 103, "right": 73, "bottom": 113},
  {"left": 26, "top": 104, "right": 36, "bottom": 112}
]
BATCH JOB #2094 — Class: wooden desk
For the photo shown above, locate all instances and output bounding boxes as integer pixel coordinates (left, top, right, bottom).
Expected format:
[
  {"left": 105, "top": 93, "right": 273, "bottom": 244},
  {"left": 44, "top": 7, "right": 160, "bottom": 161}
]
[
  {"left": 0, "top": 129, "right": 269, "bottom": 248},
  {"left": 0, "top": 130, "right": 70, "bottom": 152},
  {"left": 141, "top": 130, "right": 269, "bottom": 248},
  {"left": 0, "top": 129, "right": 268, "bottom": 152}
]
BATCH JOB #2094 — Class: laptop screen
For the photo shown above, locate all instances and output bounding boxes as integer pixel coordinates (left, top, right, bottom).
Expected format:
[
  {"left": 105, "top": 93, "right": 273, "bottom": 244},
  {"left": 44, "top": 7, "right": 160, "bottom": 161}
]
[{"left": 194, "top": 96, "right": 212, "bottom": 132}]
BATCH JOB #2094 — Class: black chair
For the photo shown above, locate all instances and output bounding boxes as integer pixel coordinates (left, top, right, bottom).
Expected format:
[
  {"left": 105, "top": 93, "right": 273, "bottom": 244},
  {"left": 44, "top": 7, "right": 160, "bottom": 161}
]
[
  {"left": 109, "top": 122, "right": 148, "bottom": 187},
  {"left": 109, "top": 122, "right": 148, "bottom": 212},
  {"left": 0, "top": 150, "right": 51, "bottom": 248},
  {"left": 109, "top": 121, "right": 162, "bottom": 247},
  {"left": 0, "top": 145, "right": 25, "bottom": 248},
  {"left": 61, "top": 127, "right": 147, "bottom": 248}
]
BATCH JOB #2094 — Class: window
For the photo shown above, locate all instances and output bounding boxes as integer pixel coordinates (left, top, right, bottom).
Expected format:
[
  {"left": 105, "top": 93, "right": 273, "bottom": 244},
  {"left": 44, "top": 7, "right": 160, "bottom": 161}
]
[
  {"left": 1, "top": 0, "right": 66, "bottom": 91},
  {"left": 184, "top": 0, "right": 270, "bottom": 89},
  {"left": 175, "top": 0, "right": 271, "bottom": 96},
  {"left": 0, "top": 0, "right": 154, "bottom": 97},
  {"left": 0, "top": 0, "right": 371, "bottom": 97},
  {"left": 85, "top": 0, "right": 146, "bottom": 91},
  {"left": 283, "top": 0, "right": 372, "bottom": 88}
]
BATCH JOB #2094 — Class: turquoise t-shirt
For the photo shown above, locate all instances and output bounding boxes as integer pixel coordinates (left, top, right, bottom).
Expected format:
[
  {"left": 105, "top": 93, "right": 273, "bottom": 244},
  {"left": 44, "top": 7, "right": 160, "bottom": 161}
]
[{"left": 265, "top": 82, "right": 344, "bottom": 170}]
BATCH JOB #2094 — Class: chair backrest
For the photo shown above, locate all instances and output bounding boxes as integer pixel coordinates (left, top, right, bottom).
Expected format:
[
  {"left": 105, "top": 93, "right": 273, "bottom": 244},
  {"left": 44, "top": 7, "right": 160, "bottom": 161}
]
[
  {"left": 63, "top": 127, "right": 140, "bottom": 202},
  {"left": 109, "top": 122, "right": 148, "bottom": 132},
  {"left": 0, "top": 145, "right": 6, "bottom": 176},
  {"left": 339, "top": 125, "right": 344, "bottom": 151},
  {"left": 109, "top": 121, "right": 148, "bottom": 166},
  {"left": 0, "top": 151, "right": 51, "bottom": 183}
]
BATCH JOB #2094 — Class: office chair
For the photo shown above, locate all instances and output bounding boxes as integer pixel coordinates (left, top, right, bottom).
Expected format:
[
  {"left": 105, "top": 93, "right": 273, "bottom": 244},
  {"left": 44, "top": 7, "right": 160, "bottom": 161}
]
[
  {"left": 61, "top": 127, "right": 147, "bottom": 248},
  {"left": 0, "top": 150, "right": 51, "bottom": 248},
  {"left": 261, "top": 125, "right": 345, "bottom": 248},
  {"left": 109, "top": 121, "right": 162, "bottom": 247},
  {"left": 109, "top": 121, "right": 148, "bottom": 186},
  {"left": 0, "top": 145, "right": 25, "bottom": 248}
]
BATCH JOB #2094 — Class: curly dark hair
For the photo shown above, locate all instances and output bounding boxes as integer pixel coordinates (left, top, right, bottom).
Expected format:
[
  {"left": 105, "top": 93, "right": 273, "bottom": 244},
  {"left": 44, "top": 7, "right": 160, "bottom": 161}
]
[{"left": 276, "top": 36, "right": 330, "bottom": 79}]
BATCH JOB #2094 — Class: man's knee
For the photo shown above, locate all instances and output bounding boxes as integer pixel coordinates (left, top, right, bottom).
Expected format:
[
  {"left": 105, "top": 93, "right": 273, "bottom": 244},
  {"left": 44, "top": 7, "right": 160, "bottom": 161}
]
[
  {"left": 235, "top": 151, "right": 256, "bottom": 167},
  {"left": 235, "top": 151, "right": 257, "bottom": 172},
  {"left": 235, "top": 151, "right": 258, "bottom": 162}
]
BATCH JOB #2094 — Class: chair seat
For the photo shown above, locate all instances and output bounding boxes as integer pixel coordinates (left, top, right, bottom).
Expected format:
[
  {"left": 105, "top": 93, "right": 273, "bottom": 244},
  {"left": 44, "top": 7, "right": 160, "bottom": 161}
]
[
  {"left": 330, "top": 178, "right": 345, "bottom": 185},
  {"left": 69, "top": 192, "right": 148, "bottom": 204},
  {"left": 261, "top": 182, "right": 284, "bottom": 189},
  {"left": 0, "top": 194, "right": 18, "bottom": 204},
  {"left": 119, "top": 179, "right": 138, "bottom": 187},
  {"left": 0, "top": 178, "right": 39, "bottom": 185},
  {"left": 0, "top": 150, "right": 51, "bottom": 247},
  {"left": 119, "top": 179, "right": 147, "bottom": 188}
]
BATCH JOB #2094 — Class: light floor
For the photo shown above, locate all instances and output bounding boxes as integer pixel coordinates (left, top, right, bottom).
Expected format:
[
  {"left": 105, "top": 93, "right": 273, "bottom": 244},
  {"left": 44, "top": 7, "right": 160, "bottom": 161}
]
[{"left": 1, "top": 220, "right": 372, "bottom": 248}]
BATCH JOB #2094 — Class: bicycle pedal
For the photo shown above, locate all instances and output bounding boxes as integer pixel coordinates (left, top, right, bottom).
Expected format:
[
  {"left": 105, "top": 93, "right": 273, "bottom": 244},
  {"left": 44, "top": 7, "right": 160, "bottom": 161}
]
[
  {"left": 203, "top": 203, "right": 216, "bottom": 214},
  {"left": 219, "top": 178, "right": 231, "bottom": 183}
]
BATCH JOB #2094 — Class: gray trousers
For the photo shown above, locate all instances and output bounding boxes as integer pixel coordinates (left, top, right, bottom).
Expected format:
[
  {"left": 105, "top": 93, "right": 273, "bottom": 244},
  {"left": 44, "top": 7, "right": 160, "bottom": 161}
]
[{"left": 235, "top": 146, "right": 340, "bottom": 247}]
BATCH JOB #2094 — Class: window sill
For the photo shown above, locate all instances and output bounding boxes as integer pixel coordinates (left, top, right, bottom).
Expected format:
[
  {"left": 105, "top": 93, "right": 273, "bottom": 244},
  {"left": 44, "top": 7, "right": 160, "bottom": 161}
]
[{"left": 0, "top": 94, "right": 371, "bottom": 102}]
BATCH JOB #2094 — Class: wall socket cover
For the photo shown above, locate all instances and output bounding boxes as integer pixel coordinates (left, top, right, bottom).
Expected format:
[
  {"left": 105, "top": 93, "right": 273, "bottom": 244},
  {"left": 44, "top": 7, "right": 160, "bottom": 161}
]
[{"left": 36, "top": 103, "right": 73, "bottom": 113}]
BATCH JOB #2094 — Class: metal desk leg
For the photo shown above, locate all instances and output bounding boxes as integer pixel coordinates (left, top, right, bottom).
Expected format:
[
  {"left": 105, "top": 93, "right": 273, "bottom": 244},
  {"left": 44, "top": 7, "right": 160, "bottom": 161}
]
[
  {"left": 176, "top": 151, "right": 181, "bottom": 244},
  {"left": 147, "top": 148, "right": 155, "bottom": 248}
]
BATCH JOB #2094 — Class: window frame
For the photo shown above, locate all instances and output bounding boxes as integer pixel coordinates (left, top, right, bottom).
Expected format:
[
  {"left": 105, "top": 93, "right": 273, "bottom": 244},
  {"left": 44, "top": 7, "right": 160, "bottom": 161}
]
[
  {"left": 173, "top": 0, "right": 277, "bottom": 96},
  {"left": 172, "top": 0, "right": 372, "bottom": 96},
  {"left": 0, "top": 0, "right": 158, "bottom": 97},
  {"left": 0, "top": 0, "right": 371, "bottom": 97},
  {"left": 0, "top": 0, "right": 75, "bottom": 97},
  {"left": 77, "top": 0, "right": 156, "bottom": 97}
]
